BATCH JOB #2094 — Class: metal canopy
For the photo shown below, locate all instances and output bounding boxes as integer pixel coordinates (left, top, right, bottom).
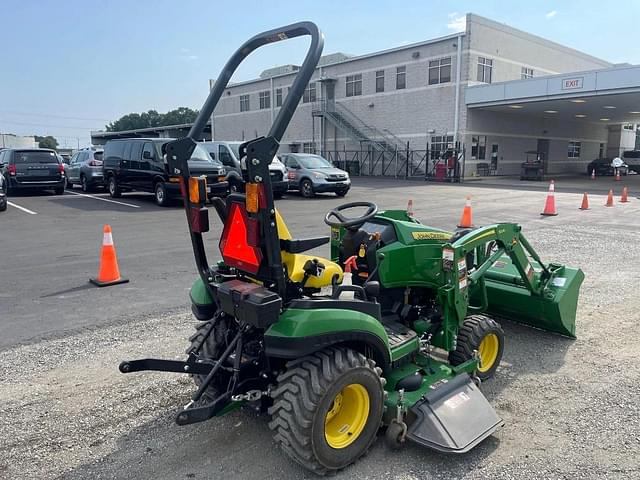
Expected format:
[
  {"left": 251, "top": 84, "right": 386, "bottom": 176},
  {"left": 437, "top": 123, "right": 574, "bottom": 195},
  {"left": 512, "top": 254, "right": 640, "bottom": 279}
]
[{"left": 465, "top": 65, "right": 640, "bottom": 124}]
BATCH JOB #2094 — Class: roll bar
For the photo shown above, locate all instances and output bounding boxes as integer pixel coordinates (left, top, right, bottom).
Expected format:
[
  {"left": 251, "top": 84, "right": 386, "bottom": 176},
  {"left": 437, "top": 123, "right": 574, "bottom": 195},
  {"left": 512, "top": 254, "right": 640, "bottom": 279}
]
[
  {"left": 188, "top": 22, "right": 324, "bottom": 142},
  {"left": 166, "top": 22, "right": 324, "bottom": 301}
]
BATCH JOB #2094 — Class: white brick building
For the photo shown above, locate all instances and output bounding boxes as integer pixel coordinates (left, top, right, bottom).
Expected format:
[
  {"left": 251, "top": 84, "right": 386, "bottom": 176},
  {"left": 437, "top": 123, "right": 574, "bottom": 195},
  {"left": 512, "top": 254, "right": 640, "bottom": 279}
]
[{"left": 93, "top": 13, "right": 640, "bottom": 177}]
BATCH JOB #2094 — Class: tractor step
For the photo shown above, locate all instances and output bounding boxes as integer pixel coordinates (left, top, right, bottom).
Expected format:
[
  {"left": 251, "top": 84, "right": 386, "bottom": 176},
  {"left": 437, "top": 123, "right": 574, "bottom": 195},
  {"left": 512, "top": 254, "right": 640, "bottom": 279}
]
[
  {"left": 382, "top": 317, "right": 417, "bottom": 349},
  {"left": 406, "top": 373, "right": 503, "bottom": 453}
]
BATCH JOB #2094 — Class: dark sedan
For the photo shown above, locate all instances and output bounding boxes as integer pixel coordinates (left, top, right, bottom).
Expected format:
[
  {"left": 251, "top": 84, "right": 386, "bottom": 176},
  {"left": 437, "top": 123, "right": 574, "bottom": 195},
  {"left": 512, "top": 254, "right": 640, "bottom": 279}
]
[{"left": 586, "top": 158, "right": 628, "bottom": 176}]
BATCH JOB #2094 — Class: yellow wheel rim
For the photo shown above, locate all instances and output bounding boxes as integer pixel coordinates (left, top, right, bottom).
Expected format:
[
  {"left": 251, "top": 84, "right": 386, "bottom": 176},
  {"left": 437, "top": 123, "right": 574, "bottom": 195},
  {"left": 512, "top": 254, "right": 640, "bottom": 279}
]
[
  {"left": 324, "top": 383, "right": 370, "bottom": 449},
  {"left": 477, "top": 333, "right": 499, "bottom": 373}
]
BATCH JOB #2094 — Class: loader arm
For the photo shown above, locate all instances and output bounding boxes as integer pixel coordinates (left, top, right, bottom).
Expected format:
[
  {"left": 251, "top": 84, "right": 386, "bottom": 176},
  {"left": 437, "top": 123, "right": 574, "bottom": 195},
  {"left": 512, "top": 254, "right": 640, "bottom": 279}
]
[{"left": 440, "top": 223, "right": 583, "bottom": 338}]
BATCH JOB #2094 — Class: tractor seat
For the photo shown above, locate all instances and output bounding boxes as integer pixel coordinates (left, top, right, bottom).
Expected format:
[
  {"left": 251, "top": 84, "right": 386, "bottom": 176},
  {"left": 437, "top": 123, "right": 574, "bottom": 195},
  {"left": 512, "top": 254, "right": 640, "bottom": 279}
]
[{"left": 275, "top": 210, "right": 343, "bottom": 288}]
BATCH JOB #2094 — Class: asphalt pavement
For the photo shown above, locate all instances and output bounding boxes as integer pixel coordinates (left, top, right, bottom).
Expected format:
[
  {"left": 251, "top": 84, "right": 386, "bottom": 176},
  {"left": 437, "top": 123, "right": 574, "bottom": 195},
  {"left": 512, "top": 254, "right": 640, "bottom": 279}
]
[{"left": 1, "top": 177, "right": 639, "bottom": 479}]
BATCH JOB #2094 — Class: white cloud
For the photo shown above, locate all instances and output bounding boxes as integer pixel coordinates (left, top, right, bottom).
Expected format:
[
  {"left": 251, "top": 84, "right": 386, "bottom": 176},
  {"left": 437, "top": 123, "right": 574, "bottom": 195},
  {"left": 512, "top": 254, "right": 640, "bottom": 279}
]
[
  {"left": 448, "top": 11, "right": 459, "bottom": 18},
  {"left": 447, "top": 14, "right": 466, "bottom": 32},
  {"left": 545, "top": 10, "right": 557, "bottom": 19},
  {"left": 187, "top": 55, "right": 198, "bottom": 61}
]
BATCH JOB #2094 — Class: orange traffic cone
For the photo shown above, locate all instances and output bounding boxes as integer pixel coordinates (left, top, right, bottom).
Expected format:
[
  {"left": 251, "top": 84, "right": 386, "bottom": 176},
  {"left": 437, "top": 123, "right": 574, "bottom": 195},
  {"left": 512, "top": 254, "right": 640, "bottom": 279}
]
[
  {"left": 579, "top": 192, "right": 589, "bottom": 210},
  {"left": 591, "top": 169, "right": 596, "bottom": 180},
  {"left": 458, "top": 196, "right": 474, "bottom": 228},
  {"left": 407, "top": 199, "right": 414, "bottom": 217},
  {"left": 605, "top": 189, "right": 614, "bottom": 207},
  {"left": 620, "top": 186, "right": 629, "bottom": 203},
  {"left": 615, "top": 169, "right": 621, "bottom": 181},
  {"left": 541, "top": 180, "right": 558, "bottom": 216},
  {"left": 90, "top": 224, "right": 129, "bottom": 287}
]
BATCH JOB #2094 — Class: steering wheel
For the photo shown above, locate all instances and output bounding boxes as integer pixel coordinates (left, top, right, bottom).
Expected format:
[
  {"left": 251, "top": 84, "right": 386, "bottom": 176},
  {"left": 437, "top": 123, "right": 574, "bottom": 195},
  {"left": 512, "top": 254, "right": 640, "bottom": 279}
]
[{"left": 324, "top": 201, "right": 378, "bottom": 228}]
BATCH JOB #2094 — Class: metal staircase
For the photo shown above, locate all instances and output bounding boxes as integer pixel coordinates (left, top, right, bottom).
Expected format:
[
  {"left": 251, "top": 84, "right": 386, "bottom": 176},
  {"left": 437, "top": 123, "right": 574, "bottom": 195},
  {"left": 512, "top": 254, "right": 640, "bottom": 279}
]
[{"left": 312, "top": 101, "right": 423, "bottom": 176}]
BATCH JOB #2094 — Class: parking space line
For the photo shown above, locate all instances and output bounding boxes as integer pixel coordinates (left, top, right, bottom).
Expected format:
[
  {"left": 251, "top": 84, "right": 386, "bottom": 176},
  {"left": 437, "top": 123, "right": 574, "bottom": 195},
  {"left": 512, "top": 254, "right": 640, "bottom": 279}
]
[
  {"left": 66, "top": 190, "right": 141, "bottom": 208},
  {"left": 7, "top": 201, "right": 38, "bottom": 215}
]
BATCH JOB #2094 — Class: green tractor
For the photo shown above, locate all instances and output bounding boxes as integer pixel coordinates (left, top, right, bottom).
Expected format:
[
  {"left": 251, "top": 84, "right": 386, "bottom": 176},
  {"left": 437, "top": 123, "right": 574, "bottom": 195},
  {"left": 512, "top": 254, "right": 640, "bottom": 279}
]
[{"left": 119, "top": 22, "right": 584, "bottom": 475}]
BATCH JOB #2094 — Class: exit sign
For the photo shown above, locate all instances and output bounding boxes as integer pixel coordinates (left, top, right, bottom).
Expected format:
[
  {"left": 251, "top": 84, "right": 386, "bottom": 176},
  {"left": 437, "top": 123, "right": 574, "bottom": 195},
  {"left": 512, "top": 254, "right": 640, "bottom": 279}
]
[{"left": 562, "top": 77, "right": 584, "bottom": 90}]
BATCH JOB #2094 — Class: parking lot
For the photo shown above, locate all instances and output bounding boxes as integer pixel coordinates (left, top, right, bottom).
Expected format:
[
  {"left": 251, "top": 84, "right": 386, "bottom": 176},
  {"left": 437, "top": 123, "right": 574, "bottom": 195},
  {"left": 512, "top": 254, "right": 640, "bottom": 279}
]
[{"left": 2, "top": 177, "right": 640, "bottom": 479}]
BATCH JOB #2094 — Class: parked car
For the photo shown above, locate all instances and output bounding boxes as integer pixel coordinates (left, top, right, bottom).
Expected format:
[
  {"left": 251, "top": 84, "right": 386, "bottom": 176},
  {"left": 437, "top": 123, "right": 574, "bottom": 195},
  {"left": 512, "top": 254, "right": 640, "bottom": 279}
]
[
  {"left": 0, "top": 170, "right": 7, "bottom": 211},
  {"left": 199, "top": 141, "right": 289, "bottom": 198},
  {"left": 586, "top": 157, "right": 628, "bottom": 176},
  {"left": 280, "top": 153, "right": 350, "bottom": 198},
  {"left": 66, "top": 147, "right": 105, "bottom": 191},
  {"left": 102, "top": 138, "right": 227, "bottom": 206},
  {"left": 622, "top": 150, "right": 640, "bottom": 173},
  {"left": 0, "top": 148, "right": 65, "bottom": 195}
]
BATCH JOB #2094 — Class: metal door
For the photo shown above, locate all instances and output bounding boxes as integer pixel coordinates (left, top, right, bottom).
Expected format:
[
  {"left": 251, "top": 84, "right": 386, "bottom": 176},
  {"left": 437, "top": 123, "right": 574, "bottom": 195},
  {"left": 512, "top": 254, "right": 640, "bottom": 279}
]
[{"left": 536, "top": 139, "right": 550, "bottom": 173}]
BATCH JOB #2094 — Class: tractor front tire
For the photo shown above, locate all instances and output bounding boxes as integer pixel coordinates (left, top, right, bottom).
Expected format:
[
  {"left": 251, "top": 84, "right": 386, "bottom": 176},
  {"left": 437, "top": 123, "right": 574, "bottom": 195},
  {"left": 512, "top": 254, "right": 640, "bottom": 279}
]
[
  {"left": 449, "top": 314, "right": 504, "bottom": 381},
  {"left": 269, "top": 347, "right": 384, "bottom": 475}
]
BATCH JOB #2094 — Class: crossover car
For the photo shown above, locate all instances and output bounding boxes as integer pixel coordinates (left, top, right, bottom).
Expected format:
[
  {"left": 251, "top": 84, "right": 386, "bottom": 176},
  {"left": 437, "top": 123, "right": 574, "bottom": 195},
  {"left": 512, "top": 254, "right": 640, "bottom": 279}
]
[
  {"left": 280, "top": 153, "right": 350, "bottom": 198},
  {"left": 66, "top": 147, "right": 105, "bottom": 191},
  {"left": 103, "top": 138, "right": 227, "bottom": 206}
]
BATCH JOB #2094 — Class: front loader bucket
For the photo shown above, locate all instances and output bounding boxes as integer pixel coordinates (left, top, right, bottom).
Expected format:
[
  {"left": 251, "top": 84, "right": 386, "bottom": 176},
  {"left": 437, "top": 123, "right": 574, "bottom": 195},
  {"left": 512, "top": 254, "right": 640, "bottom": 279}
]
[{"left": 482, "top": 257, "right": 584, "bottom": 338}]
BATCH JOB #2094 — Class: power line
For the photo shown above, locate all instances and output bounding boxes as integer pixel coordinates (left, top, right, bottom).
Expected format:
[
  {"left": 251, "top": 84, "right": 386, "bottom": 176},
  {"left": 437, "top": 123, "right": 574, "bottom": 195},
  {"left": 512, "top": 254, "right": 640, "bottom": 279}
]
[
  {"left": 0, "top": 110, "right": 111, "bottom": 122},
  {"left": 0, "top": 120, "right": 102, "bottom": 130}
]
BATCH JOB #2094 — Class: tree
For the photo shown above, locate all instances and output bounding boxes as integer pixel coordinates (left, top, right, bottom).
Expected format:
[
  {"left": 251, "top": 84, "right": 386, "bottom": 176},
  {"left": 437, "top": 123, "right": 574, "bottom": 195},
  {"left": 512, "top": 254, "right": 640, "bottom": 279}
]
[
  {"left": 35, "top": 135, "right": 59, "bottom": 150},
  {"left": 105, "top": 107, "right": 199, "bottom": 132}
]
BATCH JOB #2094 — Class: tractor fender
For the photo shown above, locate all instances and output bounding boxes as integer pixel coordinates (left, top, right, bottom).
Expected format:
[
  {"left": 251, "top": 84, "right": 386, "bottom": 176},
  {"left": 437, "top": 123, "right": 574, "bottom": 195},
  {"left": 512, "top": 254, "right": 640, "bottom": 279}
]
[
  {"left": 264, "top": 307, "right": 391, "bottom": 371},
  {"left": 189, "top": 277, "right": 216, "bottom": 320}
]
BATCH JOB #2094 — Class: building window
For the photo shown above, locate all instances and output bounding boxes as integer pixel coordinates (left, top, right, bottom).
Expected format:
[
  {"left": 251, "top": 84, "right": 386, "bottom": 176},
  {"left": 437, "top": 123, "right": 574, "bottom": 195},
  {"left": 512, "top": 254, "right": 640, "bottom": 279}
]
[
  {"left": 430, "top": 135, "right": 454, "bottom": 160},
  {"left": 276, "top": 88, "right": 283, "bottom": 107},
  {"left": 471, "top": 135, "right": 487, "bottom": 160},
  {"left": 521, "top": 67, "right": 534, "bottom": 79},
  {"left": 623, "top": 123, "right": 634, "bottom": 130},
  {"left": 477, "top": 57, "right": 493, "bottom": 83},
  {"left": 375, "top": 70, "right": 385, "bottom": 93},
  {"left": 428, "top": 57, "right": 452, "bottom": 85},
  {"left": 302, "top": 142, "right": 315, "bottom": 154},
  {"left": 303, "top": 82, "right": 316, "bottom": 103},
  {"left": 346, "top": 74, "right": 363, "bottom": 97},
  {"left": 568, "top": 141, "right": 581, "bottom": 158},
  {"left": 599, "top": 142, "right": 605, "bottom": 158},
  {"left": 259, "top": 91, "right": 270, "bottom": 109},
  {"left": 396, "top": 66, "right": 406, "bottom": 89},
  {"left": 240, "top": 94, "right": 250, "bottom": 112}
]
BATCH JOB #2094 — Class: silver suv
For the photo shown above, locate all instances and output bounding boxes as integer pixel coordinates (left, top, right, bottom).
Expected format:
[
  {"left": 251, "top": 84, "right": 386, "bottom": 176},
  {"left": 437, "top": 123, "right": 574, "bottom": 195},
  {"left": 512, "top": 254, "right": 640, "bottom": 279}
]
[
  {"left": 280, "top": 153, "right": 350, "bottom": 198},
  {"left": 65, "top": 147, "right": 104, "bottom": 191}
]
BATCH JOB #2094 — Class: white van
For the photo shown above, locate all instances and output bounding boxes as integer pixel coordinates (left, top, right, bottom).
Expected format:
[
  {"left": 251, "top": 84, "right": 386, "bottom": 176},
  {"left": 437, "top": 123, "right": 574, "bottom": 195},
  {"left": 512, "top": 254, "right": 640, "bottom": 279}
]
[{"left": 199, "top": 141, "right": 289, "bottom": 198}]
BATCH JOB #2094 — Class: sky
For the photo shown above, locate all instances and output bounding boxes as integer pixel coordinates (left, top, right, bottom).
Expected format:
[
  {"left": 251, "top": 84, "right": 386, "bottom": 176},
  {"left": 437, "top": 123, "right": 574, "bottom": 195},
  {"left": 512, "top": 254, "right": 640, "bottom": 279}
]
[{"left": 1, "top": 0, "right": 639, "bottom": 148}]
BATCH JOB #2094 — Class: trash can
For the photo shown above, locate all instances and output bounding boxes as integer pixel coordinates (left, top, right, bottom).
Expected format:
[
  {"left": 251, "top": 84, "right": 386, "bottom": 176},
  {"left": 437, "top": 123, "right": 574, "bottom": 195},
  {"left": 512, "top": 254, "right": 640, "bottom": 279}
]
[{"left": 435, "top": 163, "right": 447, "bottom": 181}]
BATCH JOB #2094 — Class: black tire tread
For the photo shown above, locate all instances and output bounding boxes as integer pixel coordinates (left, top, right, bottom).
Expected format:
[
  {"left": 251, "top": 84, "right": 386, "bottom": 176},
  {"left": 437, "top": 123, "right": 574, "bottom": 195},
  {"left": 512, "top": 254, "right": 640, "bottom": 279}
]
[
  {"left": 449, "top": 314, "right": 504, "bottom": 378},
  {"left": 268, "top": 346, "right": 382, "bottom": 475}
]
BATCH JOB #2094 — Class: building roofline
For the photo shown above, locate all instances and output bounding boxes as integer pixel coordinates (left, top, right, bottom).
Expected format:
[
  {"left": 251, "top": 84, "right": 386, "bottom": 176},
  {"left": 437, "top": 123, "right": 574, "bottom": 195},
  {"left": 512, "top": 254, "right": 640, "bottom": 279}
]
[
  {"left": 91, "top": 122, "right": 203, "bottom": 137},
  {"left": 216, "top": 31, "right": 466, "bottom": 88},
  {"left": 466, "top": 13, "right": 612, "bottom": 67}
]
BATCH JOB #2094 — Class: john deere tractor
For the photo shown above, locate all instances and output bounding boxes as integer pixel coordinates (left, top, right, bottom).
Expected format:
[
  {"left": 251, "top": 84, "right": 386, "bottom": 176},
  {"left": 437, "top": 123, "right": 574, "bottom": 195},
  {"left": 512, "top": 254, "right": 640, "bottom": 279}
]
[{"left": 119, "top": 22, "right": 584, "bottom": 475}]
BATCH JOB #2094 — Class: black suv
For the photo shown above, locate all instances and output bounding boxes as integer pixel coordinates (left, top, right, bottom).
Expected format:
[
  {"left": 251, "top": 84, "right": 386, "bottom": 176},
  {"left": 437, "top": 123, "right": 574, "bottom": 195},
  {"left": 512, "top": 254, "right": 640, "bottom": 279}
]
[
  {"left": 102, "top": 138, "right": 228, "bottom": 206},
  {"left": 0, "top": 148, "right": 65, "bottom": 195}
]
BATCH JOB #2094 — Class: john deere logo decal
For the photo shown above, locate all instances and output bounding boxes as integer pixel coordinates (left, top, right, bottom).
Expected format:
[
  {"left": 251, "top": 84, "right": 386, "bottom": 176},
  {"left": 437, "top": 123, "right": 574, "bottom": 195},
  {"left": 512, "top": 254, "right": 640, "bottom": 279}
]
[{"left": 412, "top": 231, "right": 451, "bottom": 240}]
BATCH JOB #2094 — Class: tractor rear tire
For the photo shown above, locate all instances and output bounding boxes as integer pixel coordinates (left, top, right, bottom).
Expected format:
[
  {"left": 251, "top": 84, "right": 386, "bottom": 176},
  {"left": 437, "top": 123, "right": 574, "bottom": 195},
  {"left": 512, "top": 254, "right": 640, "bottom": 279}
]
[
  {"left": 449, "top": 314, "right": 504, "bottom": 381},
  {"left": 187, "top": 315, "right": 235, "bottom": 403},
  {"left": 268, "top": 347, "right": 384, "bottom": 475}
]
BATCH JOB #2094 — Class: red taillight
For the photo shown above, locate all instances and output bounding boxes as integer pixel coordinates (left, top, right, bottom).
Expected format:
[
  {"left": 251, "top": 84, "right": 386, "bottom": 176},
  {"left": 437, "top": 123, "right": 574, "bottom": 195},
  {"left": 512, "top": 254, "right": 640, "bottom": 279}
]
[
  {"left": 58, "top": 163, "right": 65, "bottom": 174},
  {"left": 287, "top": 171, "right": 295, "bottom": 180},
  {"left": 8, "top": 164, "right": 16, "bottom": 176},
  {"left": 88, "top": 160, "right": 103, "bottom": 167}
]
